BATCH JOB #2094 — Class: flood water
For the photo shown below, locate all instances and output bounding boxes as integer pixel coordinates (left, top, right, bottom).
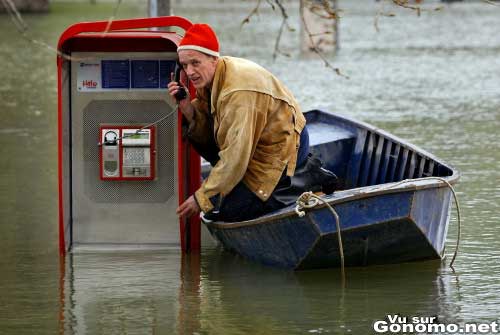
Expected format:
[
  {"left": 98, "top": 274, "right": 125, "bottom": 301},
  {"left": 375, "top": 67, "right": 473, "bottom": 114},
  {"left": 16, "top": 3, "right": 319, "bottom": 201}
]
[{"left": 1, "top": 0, "right": 499, "bottom": 334}]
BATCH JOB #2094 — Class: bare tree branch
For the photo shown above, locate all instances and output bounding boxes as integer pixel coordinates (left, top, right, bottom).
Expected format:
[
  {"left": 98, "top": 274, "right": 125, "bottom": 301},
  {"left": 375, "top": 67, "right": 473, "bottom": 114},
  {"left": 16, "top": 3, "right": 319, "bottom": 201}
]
[
  {"left": 271, "top": 0, "right": 296, "bottom": 58},
  {"left": 374, "top": 11, "right": 395, "bottom": 33},
  {"left": 391, "top": 0, "right": 444, "bottom": 16},
  {"left": 1, "top": 0, "right": 28, "bottom": 33},
  {"left": 300, "top": 0, "right": 348, "bottom": 79},
  {"left": 375, "top": 0, "right": 443, "bottom": 32},
  {"left": 241, "top": 0, "right": 347, "bottom": 77},
  {"left": 307, "top": 0, "right": 341, "bottom": 20},
  {"left": 265, "top": 0, "right": 275, "bottom": 10},
  {"left": 374, "top": 1, "right": 395, "bottom": 33},
  {"left": 1, "top": 0, "right": 123, "bottom": 61},
  {"left": 308, "top": 31, "right": 334, "bottom": 37},
  {"left": 241, "top": 0, "right": 266, "bottom": 27},
  {"left": 481, "top": 0, "right": 500, "bottom": 6},
  {"left": 273, "top": 19, "right": 290, "bottom": 59}
]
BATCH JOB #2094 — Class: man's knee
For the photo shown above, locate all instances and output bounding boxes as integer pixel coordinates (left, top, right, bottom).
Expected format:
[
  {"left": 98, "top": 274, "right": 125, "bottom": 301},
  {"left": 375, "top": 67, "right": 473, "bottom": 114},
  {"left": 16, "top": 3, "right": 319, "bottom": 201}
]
[{"left": 206, "top": 182, "right": 266, "bottom": 222}]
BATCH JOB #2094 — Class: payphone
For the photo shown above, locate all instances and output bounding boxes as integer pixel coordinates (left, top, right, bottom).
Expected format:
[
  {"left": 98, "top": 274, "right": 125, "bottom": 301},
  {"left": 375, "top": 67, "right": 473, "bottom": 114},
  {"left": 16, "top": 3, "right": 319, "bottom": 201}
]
[
  {"left": 100, "top": 126, "right": 155, "bottom": 180},
  {"left": 57, "top": 17, "right": 202, "bottom": 254}
]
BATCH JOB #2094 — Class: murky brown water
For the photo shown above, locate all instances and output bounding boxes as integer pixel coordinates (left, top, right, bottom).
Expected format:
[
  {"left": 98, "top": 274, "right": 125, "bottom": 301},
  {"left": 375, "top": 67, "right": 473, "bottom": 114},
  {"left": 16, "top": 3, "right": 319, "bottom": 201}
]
[{"left": 1, "top": 1, "right": 499, "bottom": 334}]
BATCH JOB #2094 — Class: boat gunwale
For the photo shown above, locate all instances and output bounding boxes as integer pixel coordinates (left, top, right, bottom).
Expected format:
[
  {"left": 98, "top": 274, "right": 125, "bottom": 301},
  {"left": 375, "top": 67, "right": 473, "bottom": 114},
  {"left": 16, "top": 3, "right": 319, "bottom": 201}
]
[{"left": 204, "top": 177, "right": 457, "bottom": 230}]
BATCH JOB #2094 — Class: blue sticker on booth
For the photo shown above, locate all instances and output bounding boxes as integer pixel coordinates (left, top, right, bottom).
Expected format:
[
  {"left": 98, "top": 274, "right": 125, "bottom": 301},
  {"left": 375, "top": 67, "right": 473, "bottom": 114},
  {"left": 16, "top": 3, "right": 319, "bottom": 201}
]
[
  {"left": 102, "top": 60, "right": 130, "bottom": 89},
  {"left": 160, "top": 60, "right": 176, "bottom": 88},
  {"left": 131, "top": 60, "right": 159, "bottom": 89}
]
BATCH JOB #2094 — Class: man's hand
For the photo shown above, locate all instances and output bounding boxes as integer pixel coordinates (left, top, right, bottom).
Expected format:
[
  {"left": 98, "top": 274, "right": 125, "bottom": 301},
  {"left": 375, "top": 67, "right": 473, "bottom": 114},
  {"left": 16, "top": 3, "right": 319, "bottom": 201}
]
[
  {"left": 168, "top": 72, "right": 194, "bottom": 122},
  {"left": 176, "top": 195, "right": 201, "bottom": 219}
]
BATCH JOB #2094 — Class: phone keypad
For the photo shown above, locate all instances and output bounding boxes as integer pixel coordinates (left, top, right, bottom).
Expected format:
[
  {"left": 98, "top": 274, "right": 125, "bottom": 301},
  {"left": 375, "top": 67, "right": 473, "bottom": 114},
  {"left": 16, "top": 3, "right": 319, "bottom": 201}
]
[{"left": 124, "top": 148, "right": 146, "bottom": 165}]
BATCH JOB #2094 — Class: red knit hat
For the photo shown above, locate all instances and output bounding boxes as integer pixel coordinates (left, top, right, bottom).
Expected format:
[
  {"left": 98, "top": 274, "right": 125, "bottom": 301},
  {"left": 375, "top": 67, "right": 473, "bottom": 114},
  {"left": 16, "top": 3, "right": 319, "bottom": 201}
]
[{"left": 178, "top": 23, "right": 220, "bottom": 57}]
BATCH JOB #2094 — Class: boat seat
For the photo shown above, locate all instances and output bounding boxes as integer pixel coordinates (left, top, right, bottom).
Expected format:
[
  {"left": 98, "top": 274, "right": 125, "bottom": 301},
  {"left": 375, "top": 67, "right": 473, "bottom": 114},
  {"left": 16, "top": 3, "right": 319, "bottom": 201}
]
[{"left": 307, "top": 121, "right": 356, "bottom": 188}]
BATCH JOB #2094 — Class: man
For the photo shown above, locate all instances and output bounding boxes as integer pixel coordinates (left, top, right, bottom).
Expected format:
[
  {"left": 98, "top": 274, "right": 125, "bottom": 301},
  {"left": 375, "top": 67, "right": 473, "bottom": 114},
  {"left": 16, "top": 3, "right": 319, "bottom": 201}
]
[{"left": 168, "top": 23, "right": 335, "bottom": 222}]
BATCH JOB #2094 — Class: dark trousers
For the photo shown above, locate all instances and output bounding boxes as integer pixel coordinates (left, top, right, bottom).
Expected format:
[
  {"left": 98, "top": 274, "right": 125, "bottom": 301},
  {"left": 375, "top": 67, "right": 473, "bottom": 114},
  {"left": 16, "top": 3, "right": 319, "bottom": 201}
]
[
  {"left": 208, "top": 181, "right": 285, "bottom": 222},
  {"left": 200, "top": 127, "right": 310, "bottom": 222}
]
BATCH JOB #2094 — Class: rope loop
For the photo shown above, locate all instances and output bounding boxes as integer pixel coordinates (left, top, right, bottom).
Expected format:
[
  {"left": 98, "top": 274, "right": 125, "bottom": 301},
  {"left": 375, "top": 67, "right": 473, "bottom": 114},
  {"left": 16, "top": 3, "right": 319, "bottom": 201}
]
[
  {"left": 365, "top": 177, "right": 461, "bottom": 268},
  {"left": 295, "top": 191, "right": 319, "bottom": 217},
  {"left": 294, "top": 176, "right": 461, "bottom": 272}
]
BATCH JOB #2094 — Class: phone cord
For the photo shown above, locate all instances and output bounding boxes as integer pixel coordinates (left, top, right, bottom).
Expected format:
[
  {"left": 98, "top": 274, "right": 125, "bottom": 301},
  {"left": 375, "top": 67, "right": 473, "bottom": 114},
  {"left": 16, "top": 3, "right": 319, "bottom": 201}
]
[{"left": 99, "top": 104, "right": 178, "bottom": 146}]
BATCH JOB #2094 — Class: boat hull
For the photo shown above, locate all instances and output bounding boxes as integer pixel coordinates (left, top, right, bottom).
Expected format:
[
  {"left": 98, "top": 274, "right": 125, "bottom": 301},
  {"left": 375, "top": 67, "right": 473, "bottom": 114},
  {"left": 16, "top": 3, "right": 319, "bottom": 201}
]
[{"left": 205, "top": 186, "right": 452, "bottom": 270}]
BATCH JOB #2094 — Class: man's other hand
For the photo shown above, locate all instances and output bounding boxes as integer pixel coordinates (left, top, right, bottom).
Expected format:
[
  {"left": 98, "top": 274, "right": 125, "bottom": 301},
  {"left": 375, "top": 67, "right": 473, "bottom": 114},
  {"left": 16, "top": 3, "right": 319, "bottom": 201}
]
[{"left": 176, "top": 195, "right": 201, "bottom": 219}]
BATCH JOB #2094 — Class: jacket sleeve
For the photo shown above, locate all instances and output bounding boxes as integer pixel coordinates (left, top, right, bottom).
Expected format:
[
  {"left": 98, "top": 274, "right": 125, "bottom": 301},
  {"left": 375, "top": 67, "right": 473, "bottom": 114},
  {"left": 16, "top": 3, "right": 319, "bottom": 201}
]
[{"left": 194, "top": 92, "right": 266, "bottom": 213}]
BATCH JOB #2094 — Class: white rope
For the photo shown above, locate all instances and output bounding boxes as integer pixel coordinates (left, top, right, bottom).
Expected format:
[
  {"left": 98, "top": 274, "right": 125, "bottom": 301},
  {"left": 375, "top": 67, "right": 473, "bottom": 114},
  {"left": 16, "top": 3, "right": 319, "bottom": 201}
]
[
  {"left": 295, "top": 191, "right": 345, "bottom": 273},
  {"left": 362, "top": 177, "right": 461, "bottom": 268},
  {"left": 294, "top": 176, "right": 461, "bottom": 270}
]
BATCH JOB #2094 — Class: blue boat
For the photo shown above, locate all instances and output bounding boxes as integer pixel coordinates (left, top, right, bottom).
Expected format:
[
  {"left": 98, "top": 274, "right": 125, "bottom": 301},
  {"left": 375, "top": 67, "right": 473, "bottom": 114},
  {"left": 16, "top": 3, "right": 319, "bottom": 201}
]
[{"left": 202, "top": 110, "right": 459, "bottom": 270}]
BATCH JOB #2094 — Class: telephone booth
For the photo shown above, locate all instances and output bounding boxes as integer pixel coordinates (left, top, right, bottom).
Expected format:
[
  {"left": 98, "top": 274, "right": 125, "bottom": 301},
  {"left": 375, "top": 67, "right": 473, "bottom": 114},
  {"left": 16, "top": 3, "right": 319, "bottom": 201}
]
[{"left": 57, "top": 17, "right": 201, "bottom": 254}]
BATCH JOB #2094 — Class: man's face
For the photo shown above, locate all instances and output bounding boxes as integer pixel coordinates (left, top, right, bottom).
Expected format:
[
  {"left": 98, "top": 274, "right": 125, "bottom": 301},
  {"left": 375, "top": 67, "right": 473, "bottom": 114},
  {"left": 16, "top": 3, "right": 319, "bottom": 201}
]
[{"left": 178, "top": 50, "right": 218, "bottom": 89}]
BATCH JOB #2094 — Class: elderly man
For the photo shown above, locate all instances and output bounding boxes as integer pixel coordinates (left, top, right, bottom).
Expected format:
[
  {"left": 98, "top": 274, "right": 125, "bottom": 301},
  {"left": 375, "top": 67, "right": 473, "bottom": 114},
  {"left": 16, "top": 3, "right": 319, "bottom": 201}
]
[{"left": 168, "top": 23, "right": 335, "bottom": 222}]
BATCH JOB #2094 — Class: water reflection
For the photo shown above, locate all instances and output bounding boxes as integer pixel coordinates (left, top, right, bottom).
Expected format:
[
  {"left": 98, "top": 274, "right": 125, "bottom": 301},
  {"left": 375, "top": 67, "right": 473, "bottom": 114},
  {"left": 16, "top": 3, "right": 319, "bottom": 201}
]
[
  {"left": 199, "top": 249, "right": 456, "bottom": 334},
  {"left": 60, "top": 248, "right": 461, "bottom": 335},
  {"left": 61, "top": 251, "right": 182, "bottom": 334},
  {"left": 177, "top": 253, "right": 202, "bottom": 335}
]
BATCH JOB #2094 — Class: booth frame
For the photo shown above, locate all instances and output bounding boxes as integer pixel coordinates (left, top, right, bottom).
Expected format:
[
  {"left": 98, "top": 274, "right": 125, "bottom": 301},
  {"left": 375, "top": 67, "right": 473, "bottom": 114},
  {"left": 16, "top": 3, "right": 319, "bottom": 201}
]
[{"left": 57, "top": 16, "right": 201, "bottom": 255}]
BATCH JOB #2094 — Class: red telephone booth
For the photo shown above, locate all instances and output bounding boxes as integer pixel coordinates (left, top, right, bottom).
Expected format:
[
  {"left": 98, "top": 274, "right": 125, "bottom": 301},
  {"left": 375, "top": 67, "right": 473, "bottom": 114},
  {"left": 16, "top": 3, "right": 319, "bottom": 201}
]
[{"left": 57, "top": 17, "right": 201, "bottom": 255}]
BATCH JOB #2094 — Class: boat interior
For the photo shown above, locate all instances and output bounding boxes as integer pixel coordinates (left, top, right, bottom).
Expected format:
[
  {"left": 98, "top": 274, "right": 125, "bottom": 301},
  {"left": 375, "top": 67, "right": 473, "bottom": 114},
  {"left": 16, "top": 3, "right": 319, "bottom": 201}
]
[
  {"left": 305, "top": 110, "right": 454, "bottom": 191},
  {"left": 201, "top": 110, "right": 455, "bottom": 192}
]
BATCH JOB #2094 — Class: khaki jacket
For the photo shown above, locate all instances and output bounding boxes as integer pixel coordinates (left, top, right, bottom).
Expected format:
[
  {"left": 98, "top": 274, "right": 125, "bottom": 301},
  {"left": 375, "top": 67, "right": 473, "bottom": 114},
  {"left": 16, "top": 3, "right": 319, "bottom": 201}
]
[{"left": 188, "top": 56, "right": 306, "bottom": 213}]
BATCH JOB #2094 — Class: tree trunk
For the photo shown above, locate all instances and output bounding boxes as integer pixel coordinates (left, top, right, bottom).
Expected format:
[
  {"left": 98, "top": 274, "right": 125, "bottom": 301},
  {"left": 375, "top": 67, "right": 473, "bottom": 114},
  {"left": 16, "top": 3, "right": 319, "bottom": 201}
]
[
  {"left": 148, "top": 0, "right": 171, "bottom": 17},
  {"left": 300, "top": 0, "right": 338, "bottom": 55}
]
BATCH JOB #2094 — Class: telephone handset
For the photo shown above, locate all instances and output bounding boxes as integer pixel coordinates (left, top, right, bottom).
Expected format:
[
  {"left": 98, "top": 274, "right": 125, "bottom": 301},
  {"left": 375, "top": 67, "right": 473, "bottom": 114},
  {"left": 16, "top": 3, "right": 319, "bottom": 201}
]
[{"left": 173, "top": 62, "right": 187, "bottom": 101}]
